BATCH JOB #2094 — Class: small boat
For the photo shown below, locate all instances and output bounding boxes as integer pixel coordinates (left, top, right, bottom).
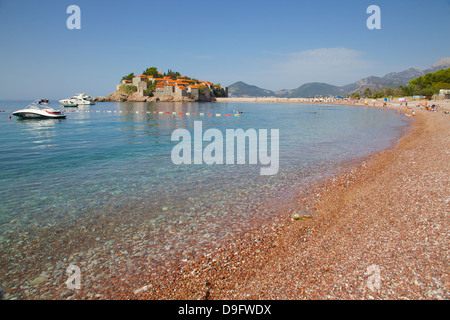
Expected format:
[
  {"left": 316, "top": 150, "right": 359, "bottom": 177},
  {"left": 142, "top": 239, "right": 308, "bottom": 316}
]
[
  {"left": 13, "top": 99, "right": 66, "bottom": 119},
  {"left": 59, "top": 93, "right": 95, "bottom": 107}
]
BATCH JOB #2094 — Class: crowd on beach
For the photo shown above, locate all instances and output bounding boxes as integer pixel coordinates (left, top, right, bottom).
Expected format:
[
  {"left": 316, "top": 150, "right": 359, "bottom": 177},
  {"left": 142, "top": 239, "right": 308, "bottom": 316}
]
[{"left": 397, "top": 101, "right": 444, "bottom": 117}]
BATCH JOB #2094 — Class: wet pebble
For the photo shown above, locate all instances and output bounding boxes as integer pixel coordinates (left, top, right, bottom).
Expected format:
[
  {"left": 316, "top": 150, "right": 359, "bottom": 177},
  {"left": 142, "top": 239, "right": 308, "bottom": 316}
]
[{"left": 30, "top": 276, "right": 46, "bottom": 286}]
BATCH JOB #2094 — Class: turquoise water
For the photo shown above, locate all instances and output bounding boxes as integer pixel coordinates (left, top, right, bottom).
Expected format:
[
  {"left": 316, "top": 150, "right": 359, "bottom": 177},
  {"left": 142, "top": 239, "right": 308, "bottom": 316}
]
[{"left": 0, "top": 101, "right": 409, "bottom": 267}]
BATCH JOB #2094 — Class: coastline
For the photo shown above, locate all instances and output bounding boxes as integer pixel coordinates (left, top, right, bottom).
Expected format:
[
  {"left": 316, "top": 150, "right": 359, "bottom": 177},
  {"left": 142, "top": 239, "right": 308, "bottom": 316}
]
[
  {"left": 127, "top": 101, "right": 449, "bottom": 300},
  {"left": 216, "top": 96, "right": 450, "bottom": 112}
]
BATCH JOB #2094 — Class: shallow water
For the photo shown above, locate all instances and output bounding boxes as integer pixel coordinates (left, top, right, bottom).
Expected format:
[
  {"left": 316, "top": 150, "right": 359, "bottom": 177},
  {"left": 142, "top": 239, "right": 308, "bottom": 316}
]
[{"left": 0, "top": 101, "right": 410, "bottom": 291}]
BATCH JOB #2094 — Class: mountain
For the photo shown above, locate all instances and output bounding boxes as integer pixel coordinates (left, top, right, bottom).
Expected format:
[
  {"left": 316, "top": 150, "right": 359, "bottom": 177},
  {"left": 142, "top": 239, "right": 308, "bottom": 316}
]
[
  {"left": 228, "top": 58, "right": 450, "bottom": 98},
  {"left": 227, "top": 81, "right": 275, "bottom": 97},
  {"left": 288, "top": 82, "right": 345, "bottom": 98},
  {"left": 426, "top": 57, "right": 450, "bottom": 72}
]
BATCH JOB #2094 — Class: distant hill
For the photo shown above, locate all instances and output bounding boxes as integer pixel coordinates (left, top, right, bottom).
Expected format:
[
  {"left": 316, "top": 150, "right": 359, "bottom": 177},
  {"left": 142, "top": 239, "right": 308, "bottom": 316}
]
[
  {"left": 228, "top": 57, "right": 450, "bottom": 98},
  {"left": 227, "top": 81, "right": 275, "bottom": 97},
  {"left": 288, "top": 82, "right": 345, "bottom": 98}
]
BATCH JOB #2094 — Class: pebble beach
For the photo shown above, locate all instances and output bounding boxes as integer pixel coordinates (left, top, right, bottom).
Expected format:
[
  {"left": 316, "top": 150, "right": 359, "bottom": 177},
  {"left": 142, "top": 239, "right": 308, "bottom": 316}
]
[
  {"left": 133, "top": 100, "right": 449, "bottom": 300},
  {"left": 1, "top": 99, "right": 448, "bottom": 300}
]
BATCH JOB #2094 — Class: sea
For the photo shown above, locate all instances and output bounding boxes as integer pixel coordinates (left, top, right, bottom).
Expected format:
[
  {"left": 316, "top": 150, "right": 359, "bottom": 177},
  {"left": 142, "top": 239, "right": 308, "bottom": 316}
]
[{"left": 0, "top": 100, "right": 410, "bottom": 296}]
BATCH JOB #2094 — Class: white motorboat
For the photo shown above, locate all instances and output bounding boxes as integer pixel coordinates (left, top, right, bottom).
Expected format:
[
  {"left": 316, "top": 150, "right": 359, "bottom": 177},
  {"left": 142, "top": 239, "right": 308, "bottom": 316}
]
[
  {"left": 13, "top": 99, "right": 66, "bottom": 119},
  {"left": 59, "top": 97, "right": 78, "bottom": 107},
  {"left": 59, "top": 93, "right": 95, "bottom": 107},
  {"left": 76, "top": 93, "right": 95, "bottom": 105}
]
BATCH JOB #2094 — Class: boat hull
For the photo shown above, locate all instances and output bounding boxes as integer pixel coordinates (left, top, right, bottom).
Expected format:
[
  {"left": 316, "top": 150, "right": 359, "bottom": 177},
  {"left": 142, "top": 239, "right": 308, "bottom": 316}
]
[
  {"left": 59, "top": 99, "right": 78, "bottom": 107},
  {"left": 76, "top": 101, "right": 95, "bottom": 105},
  {"left": 13, "top": 110, "right": 66, "bottom": 119}
]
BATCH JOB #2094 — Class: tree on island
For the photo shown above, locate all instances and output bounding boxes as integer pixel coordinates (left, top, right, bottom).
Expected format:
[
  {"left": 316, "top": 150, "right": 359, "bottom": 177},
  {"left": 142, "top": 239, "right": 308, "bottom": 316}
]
[
  {"left": 122, "top": 73, "right": 134, "bottom": 81},
  {"left": 118, "top": 84, "right": 137, "bottom": 94},
  {"left": 143, "top": 67, "right": 161, "bottom": 78},
  {"left": 165, "top": 69, "right": 181, "bottom": 80}
]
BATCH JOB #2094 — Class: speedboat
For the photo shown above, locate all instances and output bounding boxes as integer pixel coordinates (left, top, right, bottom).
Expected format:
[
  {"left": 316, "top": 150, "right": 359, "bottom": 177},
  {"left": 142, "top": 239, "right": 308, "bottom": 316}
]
[
  {"left": 13, "top": 99, "right": 66, "bottom": 119},
  {"left": 59, "top": 93, "right": 95, "bottom": 107},
  {"left": 59, "top": 97, "right": 78, "bottom": 107}
]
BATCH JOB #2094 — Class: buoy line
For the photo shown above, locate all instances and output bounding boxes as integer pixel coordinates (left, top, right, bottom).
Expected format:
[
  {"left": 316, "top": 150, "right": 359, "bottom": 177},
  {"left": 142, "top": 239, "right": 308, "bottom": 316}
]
[{"left": 0, "top": 110, "right": 241, "bottom": 117}]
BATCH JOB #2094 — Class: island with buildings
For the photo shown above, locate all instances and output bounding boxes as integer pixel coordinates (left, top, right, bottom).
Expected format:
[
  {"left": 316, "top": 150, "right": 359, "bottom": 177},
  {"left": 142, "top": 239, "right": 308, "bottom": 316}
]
[{"left": 94, "top": 68, "right": 228, "bottom": 102}]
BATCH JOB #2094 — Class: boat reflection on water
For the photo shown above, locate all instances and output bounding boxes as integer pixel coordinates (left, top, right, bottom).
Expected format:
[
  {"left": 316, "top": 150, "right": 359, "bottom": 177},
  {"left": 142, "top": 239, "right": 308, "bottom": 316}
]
[{"left": 15, "top": 117, "right": 65, "bottom": 149}]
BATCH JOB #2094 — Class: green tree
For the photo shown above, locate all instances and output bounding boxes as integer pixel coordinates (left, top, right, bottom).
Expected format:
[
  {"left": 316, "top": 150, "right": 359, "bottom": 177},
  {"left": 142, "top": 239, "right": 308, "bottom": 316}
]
[
  {"left": 118, "top": 84, "right": 137, "bottom": 94},
  {"left": 433, "top": 68, "right": 450, "bottom": 83},
  {"left": 408, "top": 68, "right": 450, "bottom": 95},
  {"left": 373, "top": 90, "right": 384, "bottom": 99},
  {"left": 433, "top": 82, "right": 450, "bottom": 91},
  {"left": 350, "top": 92, "right": 360, "bottom": 99},
  {"left": 384, "top": 87, "right": 394, "bottom": 97},
  {"left": 144, "top": 82, "right": 156, "bottom": 96},
  {"left": 364, "top": 88, "right": 372, "bottom": 97},
  {"left": 122, "top": 73, "right": 134, "bottom": 81},
  {"left": 143, "top": 67, "right": 159, "bottom": 77},
  {"left": 165, "top": 69, "right": 181, "bottom": 80},
  {"left": 419, "top": 87, "right": 435, "bottom": 96}
]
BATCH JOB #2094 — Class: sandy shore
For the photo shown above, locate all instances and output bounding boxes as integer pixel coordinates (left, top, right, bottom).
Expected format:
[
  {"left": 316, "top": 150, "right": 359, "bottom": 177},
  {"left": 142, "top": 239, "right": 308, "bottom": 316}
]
[{"left": 128, "top": 102, "right": 449, "bottom": 300}]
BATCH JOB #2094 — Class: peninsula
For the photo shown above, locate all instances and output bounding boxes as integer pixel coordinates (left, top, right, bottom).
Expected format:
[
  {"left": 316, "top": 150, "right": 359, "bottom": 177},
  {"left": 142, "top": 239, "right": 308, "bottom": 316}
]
[{"left": 94, "top": 67, "right": 228, "bottom": 103}]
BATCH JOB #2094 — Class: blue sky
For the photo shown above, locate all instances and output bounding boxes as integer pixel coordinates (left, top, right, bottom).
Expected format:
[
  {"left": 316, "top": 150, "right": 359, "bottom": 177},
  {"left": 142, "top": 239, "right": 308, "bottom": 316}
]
[{"left": 0, "top": 0, "right": 449, "bottom": 99}]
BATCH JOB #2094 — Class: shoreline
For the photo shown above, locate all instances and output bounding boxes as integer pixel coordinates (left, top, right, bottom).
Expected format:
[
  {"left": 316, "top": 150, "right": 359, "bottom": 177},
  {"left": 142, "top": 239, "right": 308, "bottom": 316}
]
[
  {"left": 216, "top": 97, "right": 450, "bottom": 112},
  {"left": 128, "top": 102, "right": 448, "bottom": 300}
]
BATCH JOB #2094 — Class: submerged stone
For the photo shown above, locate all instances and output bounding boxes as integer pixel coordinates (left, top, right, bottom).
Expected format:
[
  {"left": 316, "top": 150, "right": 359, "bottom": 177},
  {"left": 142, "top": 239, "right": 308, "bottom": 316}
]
[{"left": 292, "top": 211, "right": 313, "bottom": 221}]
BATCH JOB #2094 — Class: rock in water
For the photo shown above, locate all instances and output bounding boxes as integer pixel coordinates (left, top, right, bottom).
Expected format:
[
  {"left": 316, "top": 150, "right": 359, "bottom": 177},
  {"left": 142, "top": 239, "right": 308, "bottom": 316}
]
[{"left": 292, "top": 211, "right": 313, "bottom": 221}]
